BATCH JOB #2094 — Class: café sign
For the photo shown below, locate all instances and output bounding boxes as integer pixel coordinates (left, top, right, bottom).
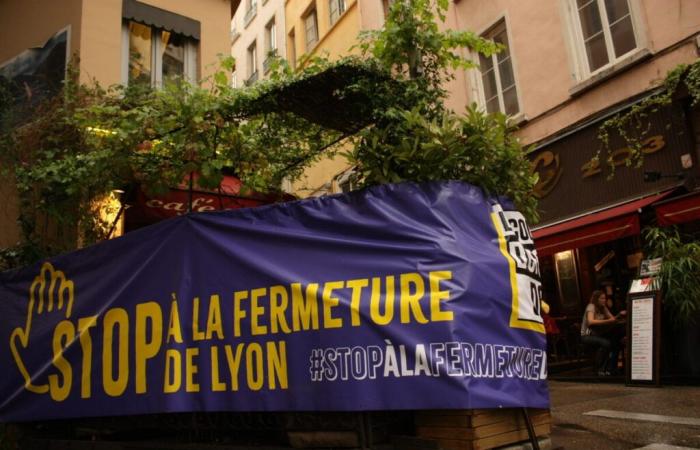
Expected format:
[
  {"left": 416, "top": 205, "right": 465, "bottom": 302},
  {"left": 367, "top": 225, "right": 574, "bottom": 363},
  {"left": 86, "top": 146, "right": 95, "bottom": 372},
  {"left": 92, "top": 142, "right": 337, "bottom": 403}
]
[
  {"left": 532, "top": 135, "right": 666, "bottom": 198},
  {"left": 528, "top": 103, "right": 693, "bottom": 225}
]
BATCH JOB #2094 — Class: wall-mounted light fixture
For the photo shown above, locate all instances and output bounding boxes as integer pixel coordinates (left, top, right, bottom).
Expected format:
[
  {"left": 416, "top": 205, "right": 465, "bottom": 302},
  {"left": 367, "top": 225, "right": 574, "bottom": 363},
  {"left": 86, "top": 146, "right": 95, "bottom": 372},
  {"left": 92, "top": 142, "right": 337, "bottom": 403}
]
[{"left": 643, "top": 171, "right": 685, "bottom": 183}]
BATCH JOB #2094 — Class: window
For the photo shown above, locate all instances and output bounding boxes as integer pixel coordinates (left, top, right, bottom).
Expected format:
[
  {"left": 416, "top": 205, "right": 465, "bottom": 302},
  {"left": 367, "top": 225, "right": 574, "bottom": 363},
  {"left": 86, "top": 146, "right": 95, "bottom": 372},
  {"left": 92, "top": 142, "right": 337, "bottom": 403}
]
[
  {"left": 329, "top": 0, "right": 346, "bottom": 25},
  {"left": 288, "top": 29, "right": 297, "bottom": 68},
  {"left": 478, "top": 20, "right": 519, "bottom": 116},
  {"left": 265, "top": 18, "right": 277, "bottom": 52},
  {"left": 246, "top": 41, "right": 258, "bottom": 85},
  {"left": 304, "top": 8, "right": 319, "bottom": 50},
  {"left": 162, "top": 32, "right": 187, "bottom": 81},
  {"left": 231, "top": 27, "right": 241, "bottom": 44},
  {"left": 570, "top": 0, "right": 639, "bottom": 75},
  {"left": 128, "top": 21, "right": 152, "bottom": 85},
  {"left": 264, "top": 18, "right": 277, "bottom": 74},
  {"left": 336, "top": 169, "right": 356, "bottom": 193},
  {"left": 244, "top": 0, "right": 258, "bottom": 27},
  {"left": 125, "top": 20, "right": 197, "bottom": 87}
]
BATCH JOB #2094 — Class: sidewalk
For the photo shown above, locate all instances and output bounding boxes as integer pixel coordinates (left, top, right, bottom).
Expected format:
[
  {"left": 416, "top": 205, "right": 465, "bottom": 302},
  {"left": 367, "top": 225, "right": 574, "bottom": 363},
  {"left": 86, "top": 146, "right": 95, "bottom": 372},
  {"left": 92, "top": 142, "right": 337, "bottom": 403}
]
[{"left": 548, "top": 381, "right": 700, "bottom": 449}]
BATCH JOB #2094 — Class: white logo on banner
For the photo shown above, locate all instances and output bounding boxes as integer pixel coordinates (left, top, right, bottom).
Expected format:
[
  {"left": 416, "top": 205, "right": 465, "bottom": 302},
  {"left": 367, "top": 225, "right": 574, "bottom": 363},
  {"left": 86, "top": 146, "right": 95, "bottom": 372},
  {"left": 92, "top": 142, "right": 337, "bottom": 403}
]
[{"left": 491, "top": 205, "right": 544, "bottom": 332}]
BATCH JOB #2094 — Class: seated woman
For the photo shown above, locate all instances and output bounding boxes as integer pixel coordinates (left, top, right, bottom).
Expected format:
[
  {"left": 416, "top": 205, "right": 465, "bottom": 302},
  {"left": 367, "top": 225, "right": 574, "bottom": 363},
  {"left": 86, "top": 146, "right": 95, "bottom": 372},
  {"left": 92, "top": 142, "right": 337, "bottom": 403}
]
[{"left": 580, "top": 290, "right": 625, "bottom": 376}]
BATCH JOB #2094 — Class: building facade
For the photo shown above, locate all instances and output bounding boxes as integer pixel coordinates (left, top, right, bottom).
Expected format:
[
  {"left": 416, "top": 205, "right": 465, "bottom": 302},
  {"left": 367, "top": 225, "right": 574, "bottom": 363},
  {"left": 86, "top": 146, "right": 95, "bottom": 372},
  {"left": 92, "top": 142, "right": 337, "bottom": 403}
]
[
  {"left": 283, "top": 0, "right": 386, "bottom": 197},
  {"left": 0, "top": 0, "right": 233, "bottom": 87},
  {"left": 447, "top": 0, "right": 700, "bottom": 374},
  {"left": 270, "top": 0, "right": 699, "bottom": 371},
  {"left": 231, "top": 0, "right": 287, "bottom": 88},
  {"left": 0, "top": 0, "right": 234, "bottom": 248}
]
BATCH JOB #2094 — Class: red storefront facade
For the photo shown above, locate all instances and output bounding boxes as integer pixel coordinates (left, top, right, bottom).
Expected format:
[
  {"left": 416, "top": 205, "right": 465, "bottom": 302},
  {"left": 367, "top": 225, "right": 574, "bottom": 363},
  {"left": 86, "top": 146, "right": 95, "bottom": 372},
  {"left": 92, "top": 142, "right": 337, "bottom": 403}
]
[{"left": 529, "top": 98, "right": 700, "bottom": 376}]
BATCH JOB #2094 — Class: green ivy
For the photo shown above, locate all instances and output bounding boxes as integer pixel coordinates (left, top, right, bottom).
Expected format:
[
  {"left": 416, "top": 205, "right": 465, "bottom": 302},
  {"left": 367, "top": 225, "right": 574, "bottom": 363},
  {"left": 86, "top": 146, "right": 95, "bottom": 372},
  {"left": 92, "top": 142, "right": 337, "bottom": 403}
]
[{"left": 597, "top": 59, "right": 700, "bottom": 174}]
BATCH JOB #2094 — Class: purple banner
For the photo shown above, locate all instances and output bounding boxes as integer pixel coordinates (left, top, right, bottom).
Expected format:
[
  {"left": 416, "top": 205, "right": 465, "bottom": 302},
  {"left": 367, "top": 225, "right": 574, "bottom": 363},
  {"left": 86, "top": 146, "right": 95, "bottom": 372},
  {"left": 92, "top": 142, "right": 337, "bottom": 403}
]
[{"left": 0, "top": 181, "right": 548, "bottom": 422}]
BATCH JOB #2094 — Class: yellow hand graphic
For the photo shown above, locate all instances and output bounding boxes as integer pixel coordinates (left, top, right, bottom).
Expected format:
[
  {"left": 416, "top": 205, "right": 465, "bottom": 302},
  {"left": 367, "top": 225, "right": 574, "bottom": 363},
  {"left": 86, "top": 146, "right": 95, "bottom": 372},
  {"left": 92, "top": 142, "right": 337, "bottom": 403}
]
[{"left": 9, "top": 262, "right": 74, "bottom": 394}]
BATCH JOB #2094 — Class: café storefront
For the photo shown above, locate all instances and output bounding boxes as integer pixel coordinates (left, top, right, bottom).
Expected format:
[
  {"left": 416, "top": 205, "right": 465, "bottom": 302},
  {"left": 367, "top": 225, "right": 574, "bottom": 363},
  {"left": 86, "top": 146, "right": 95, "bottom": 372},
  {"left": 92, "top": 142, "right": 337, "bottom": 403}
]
[{"left": 528, "top": 98, "right": 700, "bottom": 376}]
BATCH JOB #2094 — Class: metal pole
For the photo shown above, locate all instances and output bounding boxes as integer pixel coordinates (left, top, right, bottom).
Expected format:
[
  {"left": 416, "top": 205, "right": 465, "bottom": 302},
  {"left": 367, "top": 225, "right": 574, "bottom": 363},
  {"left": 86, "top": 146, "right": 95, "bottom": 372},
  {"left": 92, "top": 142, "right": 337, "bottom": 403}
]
[
  {"left": 188, "top": 171, "right": 194, "bottom": 213},
  {"left": 521, "top": 408, "right": 540, "bottom": 450},
  {"left": 106, "top": 203, "right": 126, "bottom": 239}
]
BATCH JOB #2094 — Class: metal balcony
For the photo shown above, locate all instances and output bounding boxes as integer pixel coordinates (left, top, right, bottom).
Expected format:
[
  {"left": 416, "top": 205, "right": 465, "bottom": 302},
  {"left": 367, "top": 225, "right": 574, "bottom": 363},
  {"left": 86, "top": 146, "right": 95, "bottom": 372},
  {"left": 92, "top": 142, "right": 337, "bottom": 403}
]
[
  {"left": 230, "top": 29, "right": 241, "bottom": 43},
  {"left": 245, "top": 70, "right": 259, "bottom": 86},
  {"left": 244, "top": 4, "right": 257, "bottom": 27}
]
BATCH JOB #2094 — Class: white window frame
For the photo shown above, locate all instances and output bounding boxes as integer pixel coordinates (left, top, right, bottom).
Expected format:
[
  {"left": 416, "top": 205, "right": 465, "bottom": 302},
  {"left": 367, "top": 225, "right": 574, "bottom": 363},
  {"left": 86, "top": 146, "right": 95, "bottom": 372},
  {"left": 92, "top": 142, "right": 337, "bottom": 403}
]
[
  {"left": 334, "top": 168, "right": 356, "bottom": 194},
  {"left": 470, "top": 16, "right": 522, "bottom": 118},
  {"left": 329, "top": 0, "right": 346, "bottom": 26},
  {"left": 121, "top": 22, "right": 197, "bottom": 86},
  {"left": 562, "top": 0, "right": 646, "bottom": 81},
  {"left": 246, "top": 0, "right": 258, "bottom": 13},
  {"left": 266, "top": 18, "right": 277, "bottom": 52}
]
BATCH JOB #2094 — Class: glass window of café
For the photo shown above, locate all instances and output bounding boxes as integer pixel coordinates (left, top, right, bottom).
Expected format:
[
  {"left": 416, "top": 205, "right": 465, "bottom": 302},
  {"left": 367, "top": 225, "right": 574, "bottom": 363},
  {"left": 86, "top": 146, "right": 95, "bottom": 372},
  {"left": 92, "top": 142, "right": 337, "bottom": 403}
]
[
  {"left": 124, "top": 20, "right": 198, "bottom": 87},
  {"left": 539, "top": 235, "right": 639, "bottom": 369}
]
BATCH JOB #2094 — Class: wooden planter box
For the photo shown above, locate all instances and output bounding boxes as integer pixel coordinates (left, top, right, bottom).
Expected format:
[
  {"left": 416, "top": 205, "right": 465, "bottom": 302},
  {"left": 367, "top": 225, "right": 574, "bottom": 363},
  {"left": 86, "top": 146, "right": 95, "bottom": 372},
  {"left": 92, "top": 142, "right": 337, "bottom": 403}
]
[{"left": 413, "top": 408, "right": 551, "bottom": 450}]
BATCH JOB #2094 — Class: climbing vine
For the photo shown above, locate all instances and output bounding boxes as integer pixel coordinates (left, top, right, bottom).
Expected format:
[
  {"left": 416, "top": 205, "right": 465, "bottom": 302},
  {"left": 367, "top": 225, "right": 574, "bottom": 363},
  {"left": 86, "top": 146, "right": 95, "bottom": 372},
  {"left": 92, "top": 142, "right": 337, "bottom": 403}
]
[
  {"left": 0, "top": 0, "right": 539, "bottom": 270},
  {"left": 597, "top": 59, "right": 700, "bottom": 172},
  {"left": 596, "top": 58, "right": 700, "bottom": 324},
  {"left": 0, "top": 56, "right": 349, "bottom": 266}
]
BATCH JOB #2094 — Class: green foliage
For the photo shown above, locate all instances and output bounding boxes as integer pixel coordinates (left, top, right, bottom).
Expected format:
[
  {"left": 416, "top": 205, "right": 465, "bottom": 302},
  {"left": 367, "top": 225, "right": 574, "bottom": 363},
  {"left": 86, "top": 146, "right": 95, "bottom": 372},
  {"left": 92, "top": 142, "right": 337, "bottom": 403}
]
[
  {"left": 0, "top": 0, "right": 538, "bottom": 269},
  {"left": 356, "top": 0, "right": 499, "bottom": 111},
  {"left": 350, "top": 0, "right": 537, "bottom": 220},
  {"left": 347, "top": 106, "right": 538, "bottom": 220},
  {"left": 597, "top": 59, "right": 700, "bottom": 172},
  {"left": 643, "top": 227, "right": 700, "bottom": 324},
  {"left": 0, "top": 57, "right": 345, "bottom": 265}
]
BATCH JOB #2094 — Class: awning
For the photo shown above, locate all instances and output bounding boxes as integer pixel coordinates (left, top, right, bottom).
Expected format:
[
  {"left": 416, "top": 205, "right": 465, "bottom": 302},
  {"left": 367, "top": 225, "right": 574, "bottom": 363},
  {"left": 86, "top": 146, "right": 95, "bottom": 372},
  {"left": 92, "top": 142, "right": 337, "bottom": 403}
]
[
  {"left": 125, "top": 173, "right": 293, "bottom": 229},
  {"left": 532, "top": 191, "right": 671, "bottom": 257},
  {"left": 656, "top": 191, "right": 700, "bottom": 226},
  {"left": 250, "top": 63, "right": 400, "bottom": 134},
  {"left": 123, "top": 0, "right": 201, "bottom": 39}
]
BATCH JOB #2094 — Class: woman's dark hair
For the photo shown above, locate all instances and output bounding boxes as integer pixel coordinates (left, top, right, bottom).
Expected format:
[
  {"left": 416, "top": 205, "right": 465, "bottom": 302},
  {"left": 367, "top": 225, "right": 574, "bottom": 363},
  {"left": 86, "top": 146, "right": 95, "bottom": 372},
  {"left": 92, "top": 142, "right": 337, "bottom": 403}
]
[{"left": 589, "top": 290, "right": 606, "bottom": 313}]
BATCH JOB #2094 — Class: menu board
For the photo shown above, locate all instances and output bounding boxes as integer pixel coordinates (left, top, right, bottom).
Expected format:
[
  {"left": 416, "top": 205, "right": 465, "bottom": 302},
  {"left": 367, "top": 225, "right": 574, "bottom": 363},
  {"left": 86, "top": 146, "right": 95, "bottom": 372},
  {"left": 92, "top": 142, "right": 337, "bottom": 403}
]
[{"left": 630, "top": 296, "right": 655, "bottom": 381}]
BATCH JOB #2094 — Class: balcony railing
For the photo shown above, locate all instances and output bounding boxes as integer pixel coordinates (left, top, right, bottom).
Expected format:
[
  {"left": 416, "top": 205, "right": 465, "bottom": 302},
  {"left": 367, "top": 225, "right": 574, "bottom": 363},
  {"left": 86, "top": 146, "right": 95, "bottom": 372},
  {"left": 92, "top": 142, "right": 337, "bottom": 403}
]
[
  {"left": 245, "top": 70, "right": 259, "bottom": 86},
  {"left": 230, "top": 28, "right": 241, "bottom": 43},
  {"left": 244, "top": 4, "right": 257, "bottom": 27}
]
